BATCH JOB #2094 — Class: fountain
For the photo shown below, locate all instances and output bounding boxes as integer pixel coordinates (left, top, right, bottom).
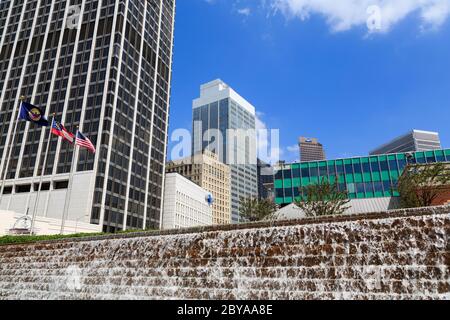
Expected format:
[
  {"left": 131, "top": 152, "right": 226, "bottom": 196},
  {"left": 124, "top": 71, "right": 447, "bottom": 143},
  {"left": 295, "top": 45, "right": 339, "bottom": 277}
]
[{"left": 0, "top": 206, "right": 449, "bottom": 300}]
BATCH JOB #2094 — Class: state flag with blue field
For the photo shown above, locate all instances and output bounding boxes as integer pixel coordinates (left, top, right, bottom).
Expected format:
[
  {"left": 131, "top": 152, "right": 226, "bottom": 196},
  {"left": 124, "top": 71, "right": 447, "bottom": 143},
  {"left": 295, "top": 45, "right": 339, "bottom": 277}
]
[{"left": 18, "top": 101, "right": 49, "bottom": 127}]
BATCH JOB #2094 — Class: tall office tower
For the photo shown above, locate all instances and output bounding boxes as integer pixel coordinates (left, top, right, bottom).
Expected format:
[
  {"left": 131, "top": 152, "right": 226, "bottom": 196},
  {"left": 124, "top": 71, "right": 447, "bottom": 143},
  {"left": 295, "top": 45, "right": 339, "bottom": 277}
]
[
  {"left": 299, "top": 137, "right": 326, "bottom": 162},
  {"left": 370, "top": 130, "right": 442, "bottom": 156},
  {"left": 192, "top": 79, "right": 258, "bottom": 223},
  {"left": 0, "top": 0, "right": 176, "bottom": 233},
  {"left": 166, "top": 151, "right": 231, "bottom": 225}
]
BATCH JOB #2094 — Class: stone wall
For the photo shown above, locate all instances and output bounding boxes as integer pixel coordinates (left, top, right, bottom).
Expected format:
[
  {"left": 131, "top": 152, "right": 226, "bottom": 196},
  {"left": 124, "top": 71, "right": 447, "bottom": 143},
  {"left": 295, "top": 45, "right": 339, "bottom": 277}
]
[{"left": 0, "top": 206, "right": 449, "bottom": 300}]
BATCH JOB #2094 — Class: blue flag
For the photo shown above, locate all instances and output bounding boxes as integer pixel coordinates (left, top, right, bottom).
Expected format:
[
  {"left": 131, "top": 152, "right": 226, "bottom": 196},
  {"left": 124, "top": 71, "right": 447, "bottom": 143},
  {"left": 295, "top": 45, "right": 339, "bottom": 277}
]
[{"left": 18, "top": 101, "right": 49, "bottom": 127}]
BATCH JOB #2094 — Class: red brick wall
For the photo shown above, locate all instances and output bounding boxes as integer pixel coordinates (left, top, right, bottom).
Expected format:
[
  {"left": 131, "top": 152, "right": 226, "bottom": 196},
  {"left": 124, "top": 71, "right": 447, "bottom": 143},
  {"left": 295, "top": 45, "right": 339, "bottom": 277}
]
[
  {"left": 0, "top": 206, "right": 449, "bottom": 300},
  {"left": 415, "top": 186, "right": 450, "bottom": 206},
  {"left": 432, "top": 190, "right": 450, "bottom": 206}
]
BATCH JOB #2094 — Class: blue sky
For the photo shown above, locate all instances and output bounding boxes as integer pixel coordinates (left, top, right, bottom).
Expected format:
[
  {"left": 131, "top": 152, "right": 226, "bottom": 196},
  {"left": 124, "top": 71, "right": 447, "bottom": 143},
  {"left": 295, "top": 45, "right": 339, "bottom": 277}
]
[{"left": 168, "top": 0, "right": 450, "bottom": 162}]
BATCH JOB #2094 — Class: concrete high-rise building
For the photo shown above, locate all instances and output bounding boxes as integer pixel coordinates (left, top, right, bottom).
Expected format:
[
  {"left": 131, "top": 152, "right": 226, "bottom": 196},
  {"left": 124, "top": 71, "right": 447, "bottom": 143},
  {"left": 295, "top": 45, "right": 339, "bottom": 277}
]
[
  {"left": 299, "top": 137, "right": 326, "bottom": 162},
  {"left": 192, "top": 79, "right": 258, "bottom": 223},
  {"left": 166, "top": 151, "right": 231, "bottom": 225},
  {"left": 0, "top": 0, "right": 176, "bottom": 233},
  {"left": 162, "top": 173, "right": 213, "bottom": 230},
  {"left": 370, "top": 130, "right": 442, "bottom": 156}
]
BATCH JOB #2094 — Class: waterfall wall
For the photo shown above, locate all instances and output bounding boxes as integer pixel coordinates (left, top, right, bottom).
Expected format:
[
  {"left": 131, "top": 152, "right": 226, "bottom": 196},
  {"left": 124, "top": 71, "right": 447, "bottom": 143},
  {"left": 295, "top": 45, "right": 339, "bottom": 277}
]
[{"left": 1, "top": 206, "right": 449, "bottom": 300}]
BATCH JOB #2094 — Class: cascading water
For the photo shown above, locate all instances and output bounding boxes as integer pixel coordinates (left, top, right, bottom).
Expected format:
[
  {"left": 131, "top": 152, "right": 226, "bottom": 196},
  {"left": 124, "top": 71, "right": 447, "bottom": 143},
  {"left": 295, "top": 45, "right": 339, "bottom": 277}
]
[{"left": 0, "top": 207, "right": 449, "bottom": 300}]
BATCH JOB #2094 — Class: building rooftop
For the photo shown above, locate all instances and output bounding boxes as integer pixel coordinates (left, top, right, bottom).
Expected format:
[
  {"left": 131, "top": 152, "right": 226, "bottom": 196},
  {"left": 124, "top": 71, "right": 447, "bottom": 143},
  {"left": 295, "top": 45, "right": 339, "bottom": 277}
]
[
  {"left": 369, "top": 129, "right": 440, "bottom": 155},
  {"left": 193, "top": 79, "right": 256, "bottom": 115},
  {"left": 274, "top": 148, "right": 450, "bottom": 168}
]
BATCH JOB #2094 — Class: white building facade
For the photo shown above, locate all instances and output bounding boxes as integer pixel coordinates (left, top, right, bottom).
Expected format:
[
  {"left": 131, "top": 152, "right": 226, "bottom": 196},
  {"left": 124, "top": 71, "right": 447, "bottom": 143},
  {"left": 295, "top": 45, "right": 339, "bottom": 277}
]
[
  {"left": 162, "top": 173, "right": 213, "bottom": 230},
  {"left": 0, "top": 210, "right": 101, "bottom": 236}
]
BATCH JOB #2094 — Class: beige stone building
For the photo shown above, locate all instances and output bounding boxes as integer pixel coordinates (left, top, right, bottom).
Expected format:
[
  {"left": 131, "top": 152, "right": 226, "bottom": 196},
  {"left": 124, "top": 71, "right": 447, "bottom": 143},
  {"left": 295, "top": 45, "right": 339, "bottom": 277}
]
[{"left": 166, "top": 151, "right": 231, "bottom": 225}]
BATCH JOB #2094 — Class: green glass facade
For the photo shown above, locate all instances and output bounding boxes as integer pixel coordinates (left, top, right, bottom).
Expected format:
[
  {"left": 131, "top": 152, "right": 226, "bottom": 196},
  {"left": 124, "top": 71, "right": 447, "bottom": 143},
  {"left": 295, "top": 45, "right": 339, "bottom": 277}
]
[{"left": 274, "top": 149, "right": 450, "bottom": 205}]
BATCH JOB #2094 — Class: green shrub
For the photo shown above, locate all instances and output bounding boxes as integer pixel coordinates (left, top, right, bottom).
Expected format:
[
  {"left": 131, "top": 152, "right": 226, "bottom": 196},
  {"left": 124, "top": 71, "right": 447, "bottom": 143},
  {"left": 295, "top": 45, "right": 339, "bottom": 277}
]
[{"left": 0, "top": 228, "right": 157, "bottom": 246}]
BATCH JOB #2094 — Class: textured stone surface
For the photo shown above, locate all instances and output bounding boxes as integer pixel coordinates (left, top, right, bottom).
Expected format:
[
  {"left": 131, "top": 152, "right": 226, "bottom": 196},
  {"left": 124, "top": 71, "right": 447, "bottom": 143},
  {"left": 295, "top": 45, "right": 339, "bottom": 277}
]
[{"left": 0, "top": 206, "right": 449, "bottom": 300}]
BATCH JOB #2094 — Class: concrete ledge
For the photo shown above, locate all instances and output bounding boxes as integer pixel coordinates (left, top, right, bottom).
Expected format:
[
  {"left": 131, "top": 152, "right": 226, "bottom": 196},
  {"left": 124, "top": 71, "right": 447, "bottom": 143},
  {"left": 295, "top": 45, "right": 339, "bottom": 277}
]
[{"left": 2, "top": 205, "right": 449, "bottom": 248}]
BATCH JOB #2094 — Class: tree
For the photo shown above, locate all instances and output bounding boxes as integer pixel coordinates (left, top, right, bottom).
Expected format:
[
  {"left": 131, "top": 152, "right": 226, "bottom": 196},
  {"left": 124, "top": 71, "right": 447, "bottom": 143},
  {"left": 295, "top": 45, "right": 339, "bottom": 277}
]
[
  {"left": 239, "top": 197, "right": 278, "bottom": 222},
  {"left": 397, "top": 163, "right": 450, "bottom": 208},
  {"left": 294, "top": 178, "right": 351, "bottom": 217}
]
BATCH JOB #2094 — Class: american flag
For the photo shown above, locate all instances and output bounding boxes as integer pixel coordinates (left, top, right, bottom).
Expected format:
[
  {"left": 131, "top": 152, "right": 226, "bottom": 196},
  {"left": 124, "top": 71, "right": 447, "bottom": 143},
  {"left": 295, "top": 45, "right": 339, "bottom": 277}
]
[{"left": 75, "top": 131, "right": 96, "bottom": 154}]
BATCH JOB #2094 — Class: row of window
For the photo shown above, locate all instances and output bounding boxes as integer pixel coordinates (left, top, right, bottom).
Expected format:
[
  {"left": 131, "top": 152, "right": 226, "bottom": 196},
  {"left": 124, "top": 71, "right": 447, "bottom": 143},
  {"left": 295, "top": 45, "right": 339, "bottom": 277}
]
[
  {"left": 2, "top": 180, "right": 68, "bottom": 195},
  {"left": 274, "top": 149, "right": 450, "bottom": 203}
]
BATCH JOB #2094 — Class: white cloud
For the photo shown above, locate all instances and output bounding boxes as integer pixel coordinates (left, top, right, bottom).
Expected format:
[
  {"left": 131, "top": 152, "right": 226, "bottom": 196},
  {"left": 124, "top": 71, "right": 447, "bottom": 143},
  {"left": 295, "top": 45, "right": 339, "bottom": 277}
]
[
  {"left": 255, "top": 111, "right": 267, "bottom": 131},
  {"left": 287, "top": 144, "right": 299, "bottom": 153},
  {"left": 237, "top": 7, "right": 252, "bottom": 16},
  {"left": 255, "top": 112, "right": 270, "bottom": 159},
  {"left": 271, "top": 0, "right": 450, "bottom": 32},
  {"left": 256, "top": 113, "right": 303, "bottom": 164},
  {"left": 256, "top": 112, "right": 283, "bottom": 164},
  {"left": 282, "top": 144, "right": 299, "bottom": 162}
]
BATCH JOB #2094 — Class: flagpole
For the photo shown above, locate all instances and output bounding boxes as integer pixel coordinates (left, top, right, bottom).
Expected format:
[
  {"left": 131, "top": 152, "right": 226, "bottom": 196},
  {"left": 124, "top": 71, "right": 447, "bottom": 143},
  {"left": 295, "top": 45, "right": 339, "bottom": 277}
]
[
  {"left": 0, "top": 96, "right": 25, "bottom": 206},
  {"left": 60, "top": 127, "right": 78, "bottom": 235},
  {"left": 30, "top": 113, "right": 55, "bottom": 235}
]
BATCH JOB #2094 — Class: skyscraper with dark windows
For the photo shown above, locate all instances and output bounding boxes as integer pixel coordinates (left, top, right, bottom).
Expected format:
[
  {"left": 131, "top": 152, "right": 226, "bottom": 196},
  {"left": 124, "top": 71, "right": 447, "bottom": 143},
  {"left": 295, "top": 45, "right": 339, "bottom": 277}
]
[
  {"left": 257, "top": 159, "right": 274, "bottom": 201},
  {"left": 0, "top": 0, "right": 176, "bottom": 233}
]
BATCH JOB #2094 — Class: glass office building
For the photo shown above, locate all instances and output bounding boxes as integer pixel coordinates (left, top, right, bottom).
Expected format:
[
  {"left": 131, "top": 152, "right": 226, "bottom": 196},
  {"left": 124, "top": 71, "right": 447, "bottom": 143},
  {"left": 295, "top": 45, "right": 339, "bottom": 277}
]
[
  {"left": 370, "top": 130, "right": 442, "bottom": 155},
  {"left": 0, "top": 0, "right": 175, "bottom": 232},
  {"left": 274, "top": 149, "right": 450, "bottom": 205},
  {"left": 193, "top": 80, "right": 258, "bottom": 223}
]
